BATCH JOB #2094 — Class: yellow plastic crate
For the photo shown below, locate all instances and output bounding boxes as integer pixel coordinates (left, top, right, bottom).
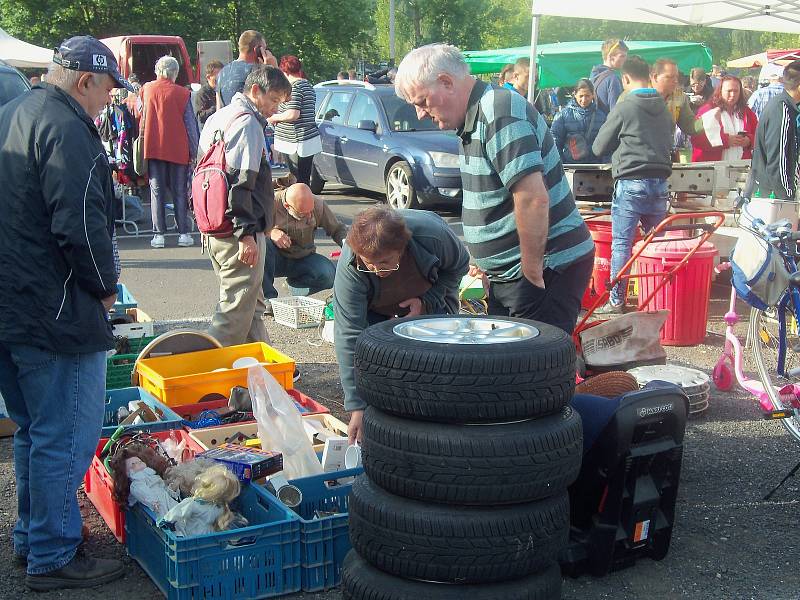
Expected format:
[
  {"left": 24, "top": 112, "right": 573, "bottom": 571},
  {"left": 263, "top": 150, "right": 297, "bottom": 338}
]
[
  {"left": 135, "top": 342, "right": 295, "bottom": 407},
  {"left": 189, "top": 413, "right": 348, "bottom": 454}
]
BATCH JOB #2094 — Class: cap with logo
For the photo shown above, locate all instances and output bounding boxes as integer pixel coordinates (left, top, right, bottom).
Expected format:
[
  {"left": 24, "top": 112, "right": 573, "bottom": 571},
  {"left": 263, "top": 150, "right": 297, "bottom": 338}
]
[{"left": 53, "top": 35, "right": 133, "bottom": 91}]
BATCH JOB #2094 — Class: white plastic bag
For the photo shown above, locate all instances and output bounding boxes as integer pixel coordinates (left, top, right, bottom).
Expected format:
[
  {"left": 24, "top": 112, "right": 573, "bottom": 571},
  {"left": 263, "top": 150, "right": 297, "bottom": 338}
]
[{"left": 247, "top": 365, "right": 323, "bottom": 479}]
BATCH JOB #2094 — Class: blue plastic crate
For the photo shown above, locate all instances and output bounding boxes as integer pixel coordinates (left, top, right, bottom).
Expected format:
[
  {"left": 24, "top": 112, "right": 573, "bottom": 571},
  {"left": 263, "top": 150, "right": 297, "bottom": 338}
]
[
  {"left": 286, "top": 467, "right": 363, "bottom": 591},
  {"left": 113, "top": 283, "right": 138, "bottom": 312},
  {"left": 125, "top": 483, "right": 301, "bottom": 600},
  {"left": 102, "top": 387, "right": 184, "bottom": 438}
]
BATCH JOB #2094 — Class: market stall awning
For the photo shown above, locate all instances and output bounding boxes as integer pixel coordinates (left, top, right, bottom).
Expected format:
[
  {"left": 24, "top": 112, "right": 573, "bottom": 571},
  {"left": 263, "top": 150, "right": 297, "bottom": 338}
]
[
  {"left": 528, "top": 0, "right": 800, "bottom": 34},
  {"left": 464, "top": 40, "right": 712, "bottom": 89},
  {"left": 0, "top": 27, "right": 51, "bottom": 69},
  {"left": 726, "top": 49, "right": 800, "bottom": 69}
]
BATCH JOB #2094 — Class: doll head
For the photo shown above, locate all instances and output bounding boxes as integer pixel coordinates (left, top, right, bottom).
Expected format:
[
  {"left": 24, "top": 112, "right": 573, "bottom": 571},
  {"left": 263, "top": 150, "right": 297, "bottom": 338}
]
[
  {"left": 126, "top": 456, "right": 146, "bottom": 474},
  {"left": 192, "top": 465, "right": 245, "bottom": 531},
  {"left": 110, "top": 444, "right": 172, "bottom": 506}
]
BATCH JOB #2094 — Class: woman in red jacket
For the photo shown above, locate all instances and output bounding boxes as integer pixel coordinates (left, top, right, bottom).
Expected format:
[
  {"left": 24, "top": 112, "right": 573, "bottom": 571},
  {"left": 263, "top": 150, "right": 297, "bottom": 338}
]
[{"left": 692, "top": 75, "right": 757, "bottom": 162}]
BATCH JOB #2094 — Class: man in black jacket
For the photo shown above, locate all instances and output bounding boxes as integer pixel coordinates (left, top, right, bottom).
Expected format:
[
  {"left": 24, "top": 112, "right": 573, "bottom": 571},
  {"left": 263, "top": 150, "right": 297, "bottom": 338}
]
[
  {"left": 0, "top": 36, "right": 128, "bottom": 591},
  {"left": 750, "top": 60, "right": 800, "bottom": 200}
]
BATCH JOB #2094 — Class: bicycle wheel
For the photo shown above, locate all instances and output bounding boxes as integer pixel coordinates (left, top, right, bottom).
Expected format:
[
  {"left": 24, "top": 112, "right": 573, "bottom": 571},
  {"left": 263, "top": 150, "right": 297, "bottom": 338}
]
[{"left": 749, "top": 305, "right": 800, "bottom": 442}]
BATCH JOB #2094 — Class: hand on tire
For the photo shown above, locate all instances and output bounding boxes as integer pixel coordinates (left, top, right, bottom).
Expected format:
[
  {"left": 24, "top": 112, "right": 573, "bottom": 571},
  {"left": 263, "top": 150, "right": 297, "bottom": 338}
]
[
  {"left": 397, "top": 297, "right": 424, "bottom": 317},
  {"left": 348, "top": 409, "right": 364, "bottom": 445}
]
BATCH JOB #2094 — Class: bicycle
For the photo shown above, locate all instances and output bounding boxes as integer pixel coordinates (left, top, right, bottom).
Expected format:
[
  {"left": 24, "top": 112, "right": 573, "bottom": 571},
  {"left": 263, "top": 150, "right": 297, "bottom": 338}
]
[{"left": 712, "top": 199, "right": 800, "bottom": 497}]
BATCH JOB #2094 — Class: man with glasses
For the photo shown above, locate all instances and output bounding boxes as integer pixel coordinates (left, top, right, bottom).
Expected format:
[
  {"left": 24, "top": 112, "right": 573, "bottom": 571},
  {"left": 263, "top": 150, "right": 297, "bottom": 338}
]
[
  {"left": 263, "top": 181, "right": 347, "bottom": 310},
  {"left": 334, "top": 206, "right": 469, "bottom": 444}
]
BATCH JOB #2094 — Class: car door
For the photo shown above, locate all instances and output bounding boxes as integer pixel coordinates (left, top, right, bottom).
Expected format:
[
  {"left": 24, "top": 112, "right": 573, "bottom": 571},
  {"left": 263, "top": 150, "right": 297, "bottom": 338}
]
[
  {"left": 342, "top": 91, "right": 384, "bottom": 191},
  {"left": 317, "top": 90, "right": 355, "bottom": 185}
]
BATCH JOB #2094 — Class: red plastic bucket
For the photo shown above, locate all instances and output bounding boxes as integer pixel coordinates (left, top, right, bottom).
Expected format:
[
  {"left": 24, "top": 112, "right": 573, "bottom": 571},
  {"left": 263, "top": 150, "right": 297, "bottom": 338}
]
[
  {"left": 581, "top": 220, "right": 642, "bottom": 310},
  {"left": 634, "top": 235, "right": 718, "bottom": 346}
]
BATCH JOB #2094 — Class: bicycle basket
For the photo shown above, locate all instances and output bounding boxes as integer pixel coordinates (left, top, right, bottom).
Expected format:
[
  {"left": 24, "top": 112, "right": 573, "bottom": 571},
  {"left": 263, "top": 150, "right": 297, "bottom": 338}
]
[{"left": 730, "top": 231, "right": 790, "bottom": 310}]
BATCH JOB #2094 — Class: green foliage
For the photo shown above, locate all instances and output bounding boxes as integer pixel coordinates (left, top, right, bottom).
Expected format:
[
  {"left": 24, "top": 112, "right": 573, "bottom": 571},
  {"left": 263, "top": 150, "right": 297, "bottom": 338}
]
[{"left": 0, "top": 0, "right": 377, "bottom": 82}]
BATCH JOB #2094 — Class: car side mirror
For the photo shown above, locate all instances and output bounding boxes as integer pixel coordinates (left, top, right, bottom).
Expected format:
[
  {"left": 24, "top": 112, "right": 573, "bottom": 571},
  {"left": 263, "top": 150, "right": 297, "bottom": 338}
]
[{"left": 357, "top": 119, "right": 377, "bottom": 132}]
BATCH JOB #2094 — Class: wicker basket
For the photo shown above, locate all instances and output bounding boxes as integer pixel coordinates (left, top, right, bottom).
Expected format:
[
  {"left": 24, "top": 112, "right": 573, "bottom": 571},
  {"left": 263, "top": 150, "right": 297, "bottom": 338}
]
[{"left": 270, "top": 296, "right": 326, "bottom": 329}]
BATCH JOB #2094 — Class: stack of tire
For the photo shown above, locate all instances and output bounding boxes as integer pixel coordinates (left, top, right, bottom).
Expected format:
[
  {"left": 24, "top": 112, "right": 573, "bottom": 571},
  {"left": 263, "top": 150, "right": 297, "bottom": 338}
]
[{"left": 341, "top": 315, "right": 583, "bottom": 600}]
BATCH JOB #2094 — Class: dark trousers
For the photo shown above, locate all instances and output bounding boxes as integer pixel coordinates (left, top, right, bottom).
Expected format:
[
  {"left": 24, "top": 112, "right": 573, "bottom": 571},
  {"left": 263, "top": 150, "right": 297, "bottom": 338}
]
[
  {"left": 487, "top": 254, "right": 594, "bottom": 335},
  {"left": 287, "top": 154, "right": 314, "bottom": 185}
]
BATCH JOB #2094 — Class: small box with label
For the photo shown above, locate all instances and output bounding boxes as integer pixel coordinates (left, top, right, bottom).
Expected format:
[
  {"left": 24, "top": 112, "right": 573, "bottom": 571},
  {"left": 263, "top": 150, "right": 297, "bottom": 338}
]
[{"left": 198, "top": 443, "right": 283, "bottom": 482}]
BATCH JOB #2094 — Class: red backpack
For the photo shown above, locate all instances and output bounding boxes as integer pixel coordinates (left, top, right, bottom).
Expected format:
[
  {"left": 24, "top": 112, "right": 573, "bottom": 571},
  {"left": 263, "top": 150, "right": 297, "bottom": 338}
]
[{"left": 192, "top": 111, "right": 249, "bottom": 237}]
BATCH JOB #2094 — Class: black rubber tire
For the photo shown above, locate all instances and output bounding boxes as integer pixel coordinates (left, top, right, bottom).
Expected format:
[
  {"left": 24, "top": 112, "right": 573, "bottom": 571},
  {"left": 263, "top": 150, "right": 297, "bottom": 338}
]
[
  {"left": 309, "top": 163, "right": 325, "bottom": 194},
  {"left": 354, "top": 315, "right": 575, "bottom": 423},
  {"left": 341, "top": 550, "right": 563, "bottom": 600},
  {"left": 348, "top": 475, "right": 569, "bottom": 584},
  {"left": 362, "top": 405, "right": 582, "bottom": 505}
]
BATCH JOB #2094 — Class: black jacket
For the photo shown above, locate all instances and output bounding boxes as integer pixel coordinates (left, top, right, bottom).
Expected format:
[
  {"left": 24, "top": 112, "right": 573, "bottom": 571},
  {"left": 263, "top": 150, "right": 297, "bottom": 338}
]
[
  {"left": 0, "top": 83, "right": 118, "bottom": 353},
  {"left": 592, "top": 89, "right": 673, "bottom": 181},
  {"left": 750, "top": 91, "right": 800, "bottom": 200}
]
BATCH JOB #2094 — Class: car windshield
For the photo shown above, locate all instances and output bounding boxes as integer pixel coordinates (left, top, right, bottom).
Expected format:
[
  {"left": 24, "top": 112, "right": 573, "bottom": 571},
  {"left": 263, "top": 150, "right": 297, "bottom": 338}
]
[
  {"left": 380, "top": 94, "right": 440, "bottom": 132},
  {"left": 0, "top": 71, "right": 29, "bottom": 107}
]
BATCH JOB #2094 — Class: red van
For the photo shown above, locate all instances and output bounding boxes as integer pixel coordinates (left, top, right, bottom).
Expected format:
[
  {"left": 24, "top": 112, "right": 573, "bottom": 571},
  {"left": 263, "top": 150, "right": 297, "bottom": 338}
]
[{"left": 100, "top": 35, "right": 197, "bottom": 86}]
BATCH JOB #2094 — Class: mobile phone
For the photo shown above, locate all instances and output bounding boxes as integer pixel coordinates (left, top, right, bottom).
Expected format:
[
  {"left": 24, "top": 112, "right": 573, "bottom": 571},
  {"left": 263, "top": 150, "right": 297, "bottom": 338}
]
[{"left": 737, "top": 131, "right": 747, "bottom": 136}]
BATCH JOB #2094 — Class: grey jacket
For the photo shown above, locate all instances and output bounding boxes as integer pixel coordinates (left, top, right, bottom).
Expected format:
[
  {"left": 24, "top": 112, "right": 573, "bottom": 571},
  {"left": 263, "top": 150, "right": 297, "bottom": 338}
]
[
  {"left": 199, "top": 93, "right": 273, "bottom": 238},
  {"left": 592, "top": 89, "right": 673, "bottom": 180},
  {"left": 333, "top": 210, "right": 469, "bottom": 411}
]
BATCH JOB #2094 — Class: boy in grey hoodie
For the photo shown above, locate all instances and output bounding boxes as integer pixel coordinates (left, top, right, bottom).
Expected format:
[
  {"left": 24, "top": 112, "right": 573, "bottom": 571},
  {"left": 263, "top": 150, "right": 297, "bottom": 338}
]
[{"left": 591, "top": 55, "right": 673, "bottom": 314}]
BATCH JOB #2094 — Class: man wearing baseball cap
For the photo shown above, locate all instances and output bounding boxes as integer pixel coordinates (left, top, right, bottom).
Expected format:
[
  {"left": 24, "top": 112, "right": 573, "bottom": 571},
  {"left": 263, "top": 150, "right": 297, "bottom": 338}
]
[{"left": 0, "top": 35, "right": 130, "bottom": 590}]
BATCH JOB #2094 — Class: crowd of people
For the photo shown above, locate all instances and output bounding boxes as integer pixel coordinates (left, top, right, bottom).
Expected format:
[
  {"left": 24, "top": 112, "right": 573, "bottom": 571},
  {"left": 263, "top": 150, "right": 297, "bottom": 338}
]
[{"left": 2, "top": 29, "right": 799, "bottom": 593}]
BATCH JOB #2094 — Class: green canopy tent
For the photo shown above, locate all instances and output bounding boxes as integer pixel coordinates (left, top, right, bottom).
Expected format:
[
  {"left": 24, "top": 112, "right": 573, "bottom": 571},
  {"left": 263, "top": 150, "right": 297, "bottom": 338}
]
[{"left": 464, "top": 40, "right": 712, "bottom": 89}]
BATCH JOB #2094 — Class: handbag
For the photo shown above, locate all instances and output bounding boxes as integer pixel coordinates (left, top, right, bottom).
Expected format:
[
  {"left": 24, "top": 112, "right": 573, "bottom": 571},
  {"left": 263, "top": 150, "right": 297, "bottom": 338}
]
[
  {"left": 565, "top": 107, "right": 597, "bottom": 162},
  {"left": 133, "top": 135, "right": 147, "bottom": 177},
  {"left": 730, "top": 230, "right": 790, "bottom": 310}
]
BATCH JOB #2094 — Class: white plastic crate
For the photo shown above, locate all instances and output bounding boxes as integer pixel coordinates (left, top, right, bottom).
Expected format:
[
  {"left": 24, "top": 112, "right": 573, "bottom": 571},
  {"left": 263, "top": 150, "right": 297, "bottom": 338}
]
[
  {"left": 111, "top": 308, "right": 154, "bottom": 338},
  {"left": 270, "top": 296, "right": 326, "bottom": 329}
]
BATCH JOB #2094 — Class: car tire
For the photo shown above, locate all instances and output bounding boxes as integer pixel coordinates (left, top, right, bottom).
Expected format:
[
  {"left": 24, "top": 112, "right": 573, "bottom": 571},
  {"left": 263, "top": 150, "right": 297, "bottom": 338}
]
[
  {"left": 348, "top": 475, "right": 569, "bottom": 584},
  {"left": 341, "top": 550, "right": 563, "bottom": 600},
  {"left": 362, "top": 406, "right": 582, "bottom": 505},
  {"left": 309, "top": 164, "right": 325, "bottom": 194},
  {"left": 385, "top": 161, "right": 419, "bottom": 209},
  {"left": 354, "top": 315, "right": 575, "bottom": 423}
]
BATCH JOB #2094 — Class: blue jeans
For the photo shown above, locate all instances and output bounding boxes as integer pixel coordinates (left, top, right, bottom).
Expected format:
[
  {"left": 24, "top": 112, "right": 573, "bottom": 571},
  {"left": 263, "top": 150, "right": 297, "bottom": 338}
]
[
  {"left": 263, "top": 242, "right": 337, "bottom": 299},
  {"left": 0, "top": 342, "right": 106, "bottom": 574},
  {"left": 609, "top": 178, "right": 669, "bottom": 305}
]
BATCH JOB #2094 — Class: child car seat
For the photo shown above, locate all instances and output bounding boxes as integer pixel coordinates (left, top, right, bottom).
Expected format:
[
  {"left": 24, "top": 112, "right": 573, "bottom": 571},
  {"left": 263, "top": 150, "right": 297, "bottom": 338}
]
[{"left": 561, "top": 382, "right": 689, "bottom": 577}]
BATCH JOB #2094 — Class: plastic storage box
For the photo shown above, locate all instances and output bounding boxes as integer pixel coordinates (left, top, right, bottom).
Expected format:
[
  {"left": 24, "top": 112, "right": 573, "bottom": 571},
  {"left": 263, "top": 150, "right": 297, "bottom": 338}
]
[
  {"left": 101, "top": 387, "right": 183, "bottom": 438},
  {"left": 287, "top": 467, "right": 363, "bottom": 591},
  {"left": 134, "top": 342, "right": 295, "bottom": 407},
  {"left": 125, "top": 483, "right": 301, "bottom": 599},
  {"left": 83, "top": 430, "right": 204, "bottom": 544},
  {"left": 176, "top": 389, "right": 330, "bottom": 428},
  {"left": 106, "top": 335, "right": 157, "bottom": 391},
  {"left": 269, "top": 296, "right": 326, "bottom": 329},
  {"left": 189, "top": 413, "right": 348, "bottom": 454},
  {"left": 112, "top": 283, "right": 138, "bottom": 312}
]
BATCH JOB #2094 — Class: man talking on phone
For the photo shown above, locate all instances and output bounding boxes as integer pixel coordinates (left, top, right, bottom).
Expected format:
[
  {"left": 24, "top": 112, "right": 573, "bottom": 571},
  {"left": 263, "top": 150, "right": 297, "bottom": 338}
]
[{"left": 216, "top": 30, "right": 278, "bottom": 109}]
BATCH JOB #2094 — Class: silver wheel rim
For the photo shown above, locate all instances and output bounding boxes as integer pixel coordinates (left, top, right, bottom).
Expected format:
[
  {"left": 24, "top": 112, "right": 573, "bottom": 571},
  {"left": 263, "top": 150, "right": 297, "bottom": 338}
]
[
  {"left": 387, "top": 166, "right": 412, "bottom": 209},
  {"left": 393, "top": 317, "right": 539, "bottom": 344}
]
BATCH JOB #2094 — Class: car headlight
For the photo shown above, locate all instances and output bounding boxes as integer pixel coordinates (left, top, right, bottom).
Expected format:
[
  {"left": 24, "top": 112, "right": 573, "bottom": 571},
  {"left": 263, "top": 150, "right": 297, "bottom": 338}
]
[{"left": 429, "top": 151, "right": 460, "bottom": 168}]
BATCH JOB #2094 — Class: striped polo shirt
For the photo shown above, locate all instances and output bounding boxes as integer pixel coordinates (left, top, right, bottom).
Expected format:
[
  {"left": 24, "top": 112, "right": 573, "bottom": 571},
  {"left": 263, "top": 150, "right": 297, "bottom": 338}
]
[
  {"left": 457, "top": 80, "right": 593, "bottom": 281},
  {"left": 275, "top": 79, "right": 320, "bottom": 143}
]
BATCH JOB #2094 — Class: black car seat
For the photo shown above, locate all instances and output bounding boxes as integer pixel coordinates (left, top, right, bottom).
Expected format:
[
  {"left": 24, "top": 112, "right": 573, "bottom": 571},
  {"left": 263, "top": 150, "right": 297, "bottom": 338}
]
[{"left": 561, "top": 382, "right": 689, "bottom": 577}]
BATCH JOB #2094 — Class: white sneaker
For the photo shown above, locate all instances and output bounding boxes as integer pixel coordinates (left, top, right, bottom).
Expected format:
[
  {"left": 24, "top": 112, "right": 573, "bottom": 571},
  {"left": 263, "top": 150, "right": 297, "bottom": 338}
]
[
  {"left": 150, "top": 234, "right": 165, "bottom": 248},
  {"left": 177, "top": 234, "right": 194, "bottom": 247}
]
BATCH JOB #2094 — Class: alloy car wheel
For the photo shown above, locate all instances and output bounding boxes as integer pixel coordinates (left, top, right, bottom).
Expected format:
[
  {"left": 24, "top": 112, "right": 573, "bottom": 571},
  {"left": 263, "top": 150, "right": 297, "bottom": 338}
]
[{"left": 385, "top": 161, "right": 418, "bottom": 209}]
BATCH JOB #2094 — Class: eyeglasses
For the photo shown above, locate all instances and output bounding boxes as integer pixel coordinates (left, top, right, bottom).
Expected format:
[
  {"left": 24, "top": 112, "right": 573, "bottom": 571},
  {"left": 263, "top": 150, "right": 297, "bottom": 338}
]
[{"left": 356, "top": 260, "right": 400, "bottom": 274}]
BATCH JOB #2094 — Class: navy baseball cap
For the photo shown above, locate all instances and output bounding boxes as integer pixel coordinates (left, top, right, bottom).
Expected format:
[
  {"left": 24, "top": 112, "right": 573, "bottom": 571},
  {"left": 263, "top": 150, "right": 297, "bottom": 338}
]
[{"left": 53, "top": 35, "right": 133, "bottom": 91}]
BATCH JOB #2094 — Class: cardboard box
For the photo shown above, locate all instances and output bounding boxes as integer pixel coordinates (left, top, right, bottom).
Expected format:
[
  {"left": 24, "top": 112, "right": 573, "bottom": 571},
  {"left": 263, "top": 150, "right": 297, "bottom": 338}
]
[{"left": 197, "top": 443, "right": 283, "bottom": 481}]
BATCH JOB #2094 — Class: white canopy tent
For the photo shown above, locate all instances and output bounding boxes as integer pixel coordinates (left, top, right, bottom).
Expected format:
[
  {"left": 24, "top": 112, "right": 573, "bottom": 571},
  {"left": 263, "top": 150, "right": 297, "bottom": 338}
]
[
  {"left": 0, "top": 28, "right": 51, "bottom": 69},
  {"left": 527, "top": 1, "right": 800, "bottom": 100}
]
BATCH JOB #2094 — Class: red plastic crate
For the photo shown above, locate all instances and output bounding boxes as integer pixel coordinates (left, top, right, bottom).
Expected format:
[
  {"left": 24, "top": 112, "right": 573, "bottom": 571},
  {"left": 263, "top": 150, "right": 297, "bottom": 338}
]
[
  {"left": 83, "top": 430, "right": 204, "bottom": 543},
  {"left": 175, "top": 388, "right": 330, "bottom": 428}
]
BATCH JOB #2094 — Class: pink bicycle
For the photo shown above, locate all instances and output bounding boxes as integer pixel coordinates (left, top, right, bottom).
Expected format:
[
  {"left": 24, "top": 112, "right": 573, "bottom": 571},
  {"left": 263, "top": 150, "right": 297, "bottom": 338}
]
[{"left": 712, "top": 208, "right": 800, "bottom": 496}]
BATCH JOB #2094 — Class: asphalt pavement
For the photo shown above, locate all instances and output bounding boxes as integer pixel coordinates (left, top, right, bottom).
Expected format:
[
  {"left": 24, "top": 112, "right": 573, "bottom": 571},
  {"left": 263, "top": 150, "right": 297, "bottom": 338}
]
[{"left": 1, "top": 186, "right": 798, "bottom": 599}]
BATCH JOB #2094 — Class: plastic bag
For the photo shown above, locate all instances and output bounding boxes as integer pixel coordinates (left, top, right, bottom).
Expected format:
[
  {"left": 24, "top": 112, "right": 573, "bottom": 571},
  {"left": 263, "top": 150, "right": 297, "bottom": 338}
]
[{"left": 248, "top": 365, "right": 322, "bottom": 479}]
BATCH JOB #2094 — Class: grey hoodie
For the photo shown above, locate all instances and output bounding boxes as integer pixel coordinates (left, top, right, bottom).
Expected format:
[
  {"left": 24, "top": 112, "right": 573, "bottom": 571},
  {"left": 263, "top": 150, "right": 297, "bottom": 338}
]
[{"left": 592, "top": 89, "right": 673, "bottom": 180}]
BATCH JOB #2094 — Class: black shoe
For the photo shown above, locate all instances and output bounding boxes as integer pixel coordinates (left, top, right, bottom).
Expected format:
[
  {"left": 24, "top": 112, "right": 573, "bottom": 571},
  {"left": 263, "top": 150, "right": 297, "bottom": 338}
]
[
  {"left": 26, "top": 553, "right": 125, "bottom": 591},
  {"left": 13, "top": 554, "right": 27, "bottom": 568}
]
